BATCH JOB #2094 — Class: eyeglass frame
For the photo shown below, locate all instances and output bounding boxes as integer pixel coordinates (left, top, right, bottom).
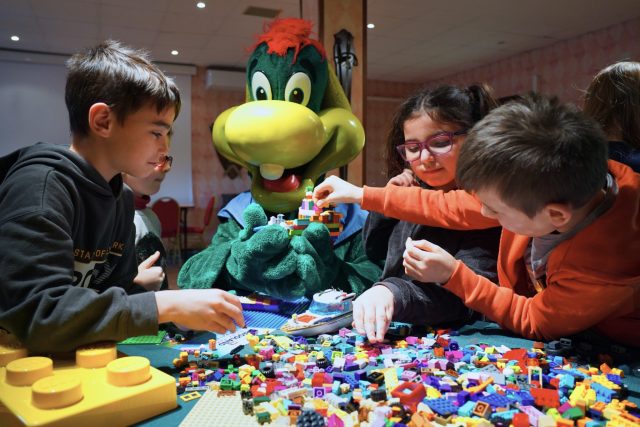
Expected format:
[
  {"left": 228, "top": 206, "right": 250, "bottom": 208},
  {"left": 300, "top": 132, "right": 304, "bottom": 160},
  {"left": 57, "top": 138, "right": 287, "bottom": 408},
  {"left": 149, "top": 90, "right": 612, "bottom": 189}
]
[
  {"left": 395, "top": 130, "right": 467, "bottom": 163},
  {"left": 157, "top": 155, "right": 173, "bottom": 168}
]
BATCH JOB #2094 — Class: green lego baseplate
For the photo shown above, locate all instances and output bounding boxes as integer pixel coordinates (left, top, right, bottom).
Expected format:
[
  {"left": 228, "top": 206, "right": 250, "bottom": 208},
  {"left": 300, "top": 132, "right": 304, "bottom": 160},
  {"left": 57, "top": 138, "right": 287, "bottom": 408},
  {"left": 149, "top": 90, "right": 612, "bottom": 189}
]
[{"left": 119, "top": 330, "right": 167, "bottom": 345}]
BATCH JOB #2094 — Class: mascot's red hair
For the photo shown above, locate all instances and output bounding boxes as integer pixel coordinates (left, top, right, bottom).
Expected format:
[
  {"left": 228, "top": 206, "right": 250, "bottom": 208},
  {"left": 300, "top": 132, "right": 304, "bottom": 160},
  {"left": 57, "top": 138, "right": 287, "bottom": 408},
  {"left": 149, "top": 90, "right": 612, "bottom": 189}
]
[{"left": 252, "top": 18, "right": 326, "bottom": 62}]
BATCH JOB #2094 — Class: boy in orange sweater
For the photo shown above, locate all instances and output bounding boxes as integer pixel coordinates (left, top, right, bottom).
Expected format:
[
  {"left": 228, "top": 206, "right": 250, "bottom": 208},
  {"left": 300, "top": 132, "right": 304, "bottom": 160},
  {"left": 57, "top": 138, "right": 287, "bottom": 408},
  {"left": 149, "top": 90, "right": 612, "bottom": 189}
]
[{"left": 314, "top": 95, "right": 640, "bottom": 346}]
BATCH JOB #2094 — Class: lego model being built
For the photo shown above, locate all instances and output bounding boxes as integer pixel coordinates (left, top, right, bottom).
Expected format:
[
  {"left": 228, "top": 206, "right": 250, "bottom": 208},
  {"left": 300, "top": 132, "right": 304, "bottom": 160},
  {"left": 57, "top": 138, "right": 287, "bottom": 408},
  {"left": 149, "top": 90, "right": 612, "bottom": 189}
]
[
  {"left": 280, "top": 289, "right": 355, "bottom": 336},
  {"left": 0, "top": 336, "right": 176, "bottom": 426},
  {"left": 256, "top": 186, "right": 344, "bottom": 242}
]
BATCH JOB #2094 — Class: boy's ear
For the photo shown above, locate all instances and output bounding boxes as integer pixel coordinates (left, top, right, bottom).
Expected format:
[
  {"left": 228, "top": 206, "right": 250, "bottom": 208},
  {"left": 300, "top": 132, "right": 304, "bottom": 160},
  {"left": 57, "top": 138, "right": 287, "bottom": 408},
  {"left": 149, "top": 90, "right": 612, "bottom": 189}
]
[
  {"left": 544, "top": 203, "right": 573, "bottom": 228},
  {"left": 88, "top": 103, "right": 113, "bottom": 137}
]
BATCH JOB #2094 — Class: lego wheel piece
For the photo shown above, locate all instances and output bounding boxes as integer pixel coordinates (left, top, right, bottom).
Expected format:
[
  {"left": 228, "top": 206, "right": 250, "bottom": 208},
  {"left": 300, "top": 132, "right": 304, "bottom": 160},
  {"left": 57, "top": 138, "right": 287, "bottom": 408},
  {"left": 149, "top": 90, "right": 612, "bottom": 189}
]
[
  {"left": 32, "top": 375, "right": 83, "bottom": 409},
  {"left": 106, "top": 356, "right": 151, "bottom": 386},
  {"left": 76, "top": 343, "right": 117, "bottom": 368},
  {"left": 0, "top": 340, "right": 27, "bottom": 367},
  {"left": 5, "top": 356, "right": 53, "bottom": 386}
]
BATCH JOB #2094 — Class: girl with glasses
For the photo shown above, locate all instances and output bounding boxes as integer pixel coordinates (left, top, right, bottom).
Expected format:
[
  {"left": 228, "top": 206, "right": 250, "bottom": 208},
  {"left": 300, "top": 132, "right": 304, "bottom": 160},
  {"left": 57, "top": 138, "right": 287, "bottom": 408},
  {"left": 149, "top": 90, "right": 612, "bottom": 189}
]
[{"left": 349, "top": 84, "right": 502, "bottom": 342}]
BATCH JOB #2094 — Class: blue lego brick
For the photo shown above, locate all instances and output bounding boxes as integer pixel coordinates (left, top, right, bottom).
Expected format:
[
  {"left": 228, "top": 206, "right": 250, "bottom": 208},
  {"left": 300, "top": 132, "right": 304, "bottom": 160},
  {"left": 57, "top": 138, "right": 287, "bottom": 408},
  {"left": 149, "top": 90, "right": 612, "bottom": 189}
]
[
  {"left": 479, "top": 393, "right": 511, "bottom": 409},
  {"left": 606, "top": 374, "right": 623, "bottom": 385},
  {"left": 458, "top": 400, "right": 477, "bottom": 417},
  {"left": 490, "top": 409, "right": 519, "bottom": 423},
  {"left": 425, "top": 397, "right": 458, "bottom": 417},
  {"left": 591, "top": 382, "right": 617, "bottom": 403}
]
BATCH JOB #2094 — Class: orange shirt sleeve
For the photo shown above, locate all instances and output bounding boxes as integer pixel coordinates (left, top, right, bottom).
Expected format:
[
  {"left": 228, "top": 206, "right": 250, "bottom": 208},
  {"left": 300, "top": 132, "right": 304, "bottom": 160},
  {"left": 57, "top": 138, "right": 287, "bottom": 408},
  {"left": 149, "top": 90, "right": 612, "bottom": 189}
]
[
  {"left": 362, "top": 185, "right": 499, "bottom": 230},
  {"left": 444, "top": 261, "right": 637, "bottom": 341}
]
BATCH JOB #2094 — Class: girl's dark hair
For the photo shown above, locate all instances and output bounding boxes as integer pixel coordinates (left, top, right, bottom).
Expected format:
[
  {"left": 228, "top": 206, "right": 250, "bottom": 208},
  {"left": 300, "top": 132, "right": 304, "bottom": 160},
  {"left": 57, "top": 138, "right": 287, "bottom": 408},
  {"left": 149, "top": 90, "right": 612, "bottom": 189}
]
[
  {"left": 65, "top": 40, "right": 181, "bottom": 137},
  {"left": 384, "top": 84, "right": 498, "bottom": 178},
  {"left": 583, "top": 61, "right": 640, "bottom": 149}
]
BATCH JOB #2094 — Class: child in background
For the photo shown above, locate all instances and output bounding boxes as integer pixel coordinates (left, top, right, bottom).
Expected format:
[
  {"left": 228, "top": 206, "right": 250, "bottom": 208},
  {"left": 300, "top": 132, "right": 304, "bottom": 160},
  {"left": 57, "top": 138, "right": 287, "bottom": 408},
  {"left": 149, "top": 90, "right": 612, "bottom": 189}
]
[
  {"left": 124, "top": 154, "right": 174, "bottom": 291},
  {"left": 315, "top": 95, "right": 640, "bottom": 346},
  {"left": 355, "top": 85, "right": 501, "bottom": 343},
  {"left": 584, "top": 61, "right": 640, "bottom": 171},
  {"left": 0, "top": 40, "right": 243, "bottom": 354}
]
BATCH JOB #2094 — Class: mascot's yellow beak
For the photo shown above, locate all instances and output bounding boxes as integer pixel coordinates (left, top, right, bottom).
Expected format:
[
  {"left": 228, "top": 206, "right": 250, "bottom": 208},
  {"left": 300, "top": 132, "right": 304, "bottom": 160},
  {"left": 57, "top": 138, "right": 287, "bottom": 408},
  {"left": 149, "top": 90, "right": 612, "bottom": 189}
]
[{"left": 225, "top": 101, "right": 325, "bottom": 180}]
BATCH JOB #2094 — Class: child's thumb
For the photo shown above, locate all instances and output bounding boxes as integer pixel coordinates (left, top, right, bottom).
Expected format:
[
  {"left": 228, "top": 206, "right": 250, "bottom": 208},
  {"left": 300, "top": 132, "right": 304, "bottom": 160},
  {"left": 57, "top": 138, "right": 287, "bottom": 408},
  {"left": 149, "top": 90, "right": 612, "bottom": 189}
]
[
  {"left": 411, "top": 239, "right": 441, "bottom": 253},
  {"left": 140, "top": 251, "right": 160, "bottom": 268}
]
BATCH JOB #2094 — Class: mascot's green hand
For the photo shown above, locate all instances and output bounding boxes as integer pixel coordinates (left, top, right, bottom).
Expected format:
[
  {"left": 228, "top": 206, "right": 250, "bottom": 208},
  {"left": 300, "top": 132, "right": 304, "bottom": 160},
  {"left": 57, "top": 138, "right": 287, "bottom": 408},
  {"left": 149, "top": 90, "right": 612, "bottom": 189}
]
[
  {"left": 227, "top": 204, "right": 300, "bottom": 298},
  {"left": 290, "top": 222, "right": 340, "bottom": 296},
  {"left": 238, "top": 203, "right": 268, "bottom": 240}
]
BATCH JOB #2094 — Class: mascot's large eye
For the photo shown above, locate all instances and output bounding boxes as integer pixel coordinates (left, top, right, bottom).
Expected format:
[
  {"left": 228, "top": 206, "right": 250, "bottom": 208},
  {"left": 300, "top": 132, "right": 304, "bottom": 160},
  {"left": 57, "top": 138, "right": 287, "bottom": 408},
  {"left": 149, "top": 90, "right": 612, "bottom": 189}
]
[
  {"left": 251, "top": 72, "right": 272, "bottom": 101},
  {"left": 284, "top": 72, "right": 311, "bottom": 106}
]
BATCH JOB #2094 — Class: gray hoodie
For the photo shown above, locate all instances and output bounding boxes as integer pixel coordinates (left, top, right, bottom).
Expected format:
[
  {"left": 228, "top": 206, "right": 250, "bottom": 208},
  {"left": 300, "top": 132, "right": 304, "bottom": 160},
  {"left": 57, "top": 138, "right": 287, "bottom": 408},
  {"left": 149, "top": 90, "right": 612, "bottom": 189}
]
[{"left": 0, "top": 143, "right": 158, "bottom": 353}]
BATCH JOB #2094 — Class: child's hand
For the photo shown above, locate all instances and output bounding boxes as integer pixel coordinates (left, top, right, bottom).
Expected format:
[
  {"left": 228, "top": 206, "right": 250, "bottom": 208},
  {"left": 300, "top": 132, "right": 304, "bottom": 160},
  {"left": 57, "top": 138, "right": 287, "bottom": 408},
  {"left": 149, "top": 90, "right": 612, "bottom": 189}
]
[
  {"left": 352, "top": 286, "right": 394, "bottom": 343},
  {"left": 388, "top": 169, "right": 414, "bottom": 187},
  {"left": 403, "top": 238, "right": 457, "bottom": 284},
  {"left": 313, "top": 175, "right": 364, "bottom": 208},
  {"left": 155, "top": 289, "right": 245, "bottom": 334},
  {"left": 134, "top": 251, "right": 164, "bottom": 291}
]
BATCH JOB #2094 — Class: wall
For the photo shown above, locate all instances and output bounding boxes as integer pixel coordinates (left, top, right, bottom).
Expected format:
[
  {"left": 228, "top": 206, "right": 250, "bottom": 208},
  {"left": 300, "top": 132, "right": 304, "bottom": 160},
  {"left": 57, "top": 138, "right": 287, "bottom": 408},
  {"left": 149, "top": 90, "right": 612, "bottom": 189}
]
[
  {"left": 423, "top": 17, "right": 640, "bottom": 105},
  {"left": 189, "top": 66, "right": 250, "bottom": 244},
  {"left": 0, "top": 58, "right": 195, "bottom": 206},
  {"left": 189, "top": 16, "right": 640, "bottom": 237}
]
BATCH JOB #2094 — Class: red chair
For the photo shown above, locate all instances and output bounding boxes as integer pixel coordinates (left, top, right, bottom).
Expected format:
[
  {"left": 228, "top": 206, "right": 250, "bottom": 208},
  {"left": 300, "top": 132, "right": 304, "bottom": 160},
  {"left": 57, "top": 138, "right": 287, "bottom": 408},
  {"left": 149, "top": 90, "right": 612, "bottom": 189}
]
[
  {"left": 151, "top": 197, "right": 181, "bottom": 264},
  {"left": 184, "top": 196, "right": 215, "bottom": 249}
]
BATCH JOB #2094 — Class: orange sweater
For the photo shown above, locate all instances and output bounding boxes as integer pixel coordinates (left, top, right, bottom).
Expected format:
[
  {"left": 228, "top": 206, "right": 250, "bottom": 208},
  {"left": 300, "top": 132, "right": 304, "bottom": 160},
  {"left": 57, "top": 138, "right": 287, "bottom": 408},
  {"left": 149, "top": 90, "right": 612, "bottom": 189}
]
[{"left": 363, "top": 161, "right": 640, "bottom": 346}]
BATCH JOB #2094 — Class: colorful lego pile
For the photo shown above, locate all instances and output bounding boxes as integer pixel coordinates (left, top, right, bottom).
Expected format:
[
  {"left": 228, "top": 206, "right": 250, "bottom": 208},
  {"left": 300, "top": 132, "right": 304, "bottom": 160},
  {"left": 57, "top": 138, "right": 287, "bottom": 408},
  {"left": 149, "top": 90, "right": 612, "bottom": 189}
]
[
  {"left": 170, "top": 328, "right": 640, "bottom": 426},
  {"left": 258, "top": 186, "right": 343, "bottom": 242}
]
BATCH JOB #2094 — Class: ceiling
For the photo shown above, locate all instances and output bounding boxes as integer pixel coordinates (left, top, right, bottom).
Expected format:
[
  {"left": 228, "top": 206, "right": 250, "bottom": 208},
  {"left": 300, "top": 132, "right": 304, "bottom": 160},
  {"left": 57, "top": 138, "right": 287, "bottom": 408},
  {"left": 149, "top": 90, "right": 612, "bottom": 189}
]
[{"left": 1, "top": 0, "right": 639, "bottom": 83}]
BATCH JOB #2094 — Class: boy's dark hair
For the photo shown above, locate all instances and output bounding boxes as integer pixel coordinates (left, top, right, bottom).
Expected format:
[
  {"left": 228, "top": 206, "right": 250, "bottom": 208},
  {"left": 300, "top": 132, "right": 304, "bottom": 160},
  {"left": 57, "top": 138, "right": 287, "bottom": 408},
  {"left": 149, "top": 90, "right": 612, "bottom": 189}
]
[
  {"left": 65, "top": 40, "right": 181, "bottom": 137},
  {"left": 385, "top": 84, "right": 497, "bottom": 179},
  {"left": 583, "top": 61, "right": 640, "bottom": 150},
  {"left": 457, "top": 95, "right": 608, "bottom": 217}
]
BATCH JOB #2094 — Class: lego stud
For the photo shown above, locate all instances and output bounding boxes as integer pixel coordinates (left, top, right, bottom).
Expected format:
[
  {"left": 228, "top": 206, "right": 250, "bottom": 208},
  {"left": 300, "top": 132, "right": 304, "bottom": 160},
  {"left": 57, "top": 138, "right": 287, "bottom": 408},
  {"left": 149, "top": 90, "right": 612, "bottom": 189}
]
[
  {"left": 5, "top": 357, "right": 53, "bottom": 386},
  {"left": 76, "top": 343, "right": 117, "bottom": 368},
  {"left": 0, "top": 341, "right": 28, "bottom": 367},
  {"left": 32, "top": 375, "right": 83, "bottom": 409},
  {"left": 106, "top": 356, "right": 151, "bottom": 387}
]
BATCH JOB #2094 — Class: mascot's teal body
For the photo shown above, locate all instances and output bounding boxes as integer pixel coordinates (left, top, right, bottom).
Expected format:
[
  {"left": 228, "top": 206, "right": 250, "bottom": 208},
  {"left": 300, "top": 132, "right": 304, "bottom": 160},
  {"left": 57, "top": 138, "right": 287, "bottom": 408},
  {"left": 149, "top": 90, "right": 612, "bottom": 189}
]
[{"left": 179, "top": 19, "right": 381, "bottom": 299}]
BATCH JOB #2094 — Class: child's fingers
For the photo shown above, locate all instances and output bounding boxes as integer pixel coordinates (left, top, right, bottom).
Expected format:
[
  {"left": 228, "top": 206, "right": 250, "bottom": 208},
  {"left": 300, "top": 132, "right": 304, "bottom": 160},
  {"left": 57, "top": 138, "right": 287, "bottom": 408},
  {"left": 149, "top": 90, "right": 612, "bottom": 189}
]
[
  {"left": 139, "top": 251, "right": 160, "bottom": 269},
  {"left": 375, "top": 304, "right": 390, "bottom": 342},
  {"left": 218, "top": 299, "right": 245, "bottom": 328},
  {"left": 412, "top": 239, "right": 439, "bottom": 253},
  {"left": 312, "top": 184, "right": 331, "bottom": 203},
  {"left": 352, "top": 302, "right": 365, "bottom": 335},
  {"left": 224, "top": 291, "right": 244, "bottom": 312},
  {"left": 363, "top": 307, "right": 377, "bottom": 342},
  {"left": 208, "top": 317, "right": 236, "bottom": 334}
]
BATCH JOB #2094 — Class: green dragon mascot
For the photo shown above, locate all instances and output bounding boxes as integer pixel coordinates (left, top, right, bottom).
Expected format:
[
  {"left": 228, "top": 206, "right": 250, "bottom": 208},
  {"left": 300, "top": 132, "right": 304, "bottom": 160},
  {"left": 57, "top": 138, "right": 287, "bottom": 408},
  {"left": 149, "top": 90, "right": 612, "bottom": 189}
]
[{"left": 179, "top": 18, "right": 381, "bottom": 299}]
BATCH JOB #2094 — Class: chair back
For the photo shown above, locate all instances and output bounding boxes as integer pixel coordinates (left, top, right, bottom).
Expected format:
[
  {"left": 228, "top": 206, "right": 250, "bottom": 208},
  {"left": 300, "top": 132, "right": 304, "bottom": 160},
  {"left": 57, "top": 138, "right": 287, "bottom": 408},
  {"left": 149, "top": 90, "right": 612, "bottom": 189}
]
[
  {"left": 152, "top": 197, "right": 180, "bottom": 238},
  {"left": 203, "top": 196, "right": 216, "bottom": 227}
]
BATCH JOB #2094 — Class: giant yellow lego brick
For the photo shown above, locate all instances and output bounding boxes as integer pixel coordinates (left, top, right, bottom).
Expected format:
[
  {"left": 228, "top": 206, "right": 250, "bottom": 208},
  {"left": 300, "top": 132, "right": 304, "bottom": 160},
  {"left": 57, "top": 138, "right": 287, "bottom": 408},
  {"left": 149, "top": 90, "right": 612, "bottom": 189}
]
[{"left": 0, "top": 343, "right": 176, "bottom": 427}]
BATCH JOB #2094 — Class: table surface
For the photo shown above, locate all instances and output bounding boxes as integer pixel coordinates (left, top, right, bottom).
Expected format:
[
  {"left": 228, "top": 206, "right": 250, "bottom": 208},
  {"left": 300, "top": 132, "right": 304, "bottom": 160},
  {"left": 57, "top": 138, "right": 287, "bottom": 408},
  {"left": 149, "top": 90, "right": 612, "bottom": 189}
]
[{"left": 119, "top": 320, "right": 640, "bottom": 426}]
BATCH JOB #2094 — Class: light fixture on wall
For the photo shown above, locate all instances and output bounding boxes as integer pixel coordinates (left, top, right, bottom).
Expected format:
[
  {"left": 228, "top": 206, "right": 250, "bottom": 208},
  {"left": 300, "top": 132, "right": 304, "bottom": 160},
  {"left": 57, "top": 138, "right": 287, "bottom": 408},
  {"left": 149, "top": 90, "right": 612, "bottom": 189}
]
[
  {"left": 171, "top": 50, "right": 179, "bottom": 56},
  {"left": 196, "top": 2, "right": 206, "bottom": 8},
  {"left": 11, "top": 35, "right": 19, "bottom": 41}
]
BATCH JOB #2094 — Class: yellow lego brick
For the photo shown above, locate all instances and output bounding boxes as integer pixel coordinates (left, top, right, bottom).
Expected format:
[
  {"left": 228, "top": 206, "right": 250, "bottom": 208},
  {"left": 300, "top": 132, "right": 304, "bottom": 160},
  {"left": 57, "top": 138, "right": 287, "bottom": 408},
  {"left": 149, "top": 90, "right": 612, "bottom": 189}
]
[
  {"left": 426, "top": 386, "right": 442, "bottom": 399},
  {"left": 0, "top": 346, "right": 176, "bottom": 427},
  {"left": 180, "top": 391, "right": 202, "bottom": 402},
  {"left": 592, "top": 375, "right": 621, "bottom": 390}
]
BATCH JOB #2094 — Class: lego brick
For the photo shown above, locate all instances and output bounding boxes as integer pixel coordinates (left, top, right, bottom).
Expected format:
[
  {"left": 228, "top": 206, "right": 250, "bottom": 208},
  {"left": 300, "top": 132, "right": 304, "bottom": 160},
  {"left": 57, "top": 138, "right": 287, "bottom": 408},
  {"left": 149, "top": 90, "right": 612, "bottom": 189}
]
[{"left": 0, "top": 344, "right": 176, "bottom": 426}]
